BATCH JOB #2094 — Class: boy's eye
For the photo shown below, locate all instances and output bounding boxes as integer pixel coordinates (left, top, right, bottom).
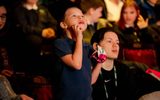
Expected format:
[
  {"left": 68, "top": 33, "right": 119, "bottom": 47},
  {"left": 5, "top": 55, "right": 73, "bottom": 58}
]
[
  {"left": 71, "top": 15, "right": 77, "bottom": 18},
  {"left": 107, "top": 40, "right": 112, "bottom": 43},
  {"left": 72, "top": 15, "right": 76, "bottom": 17},
  {"left": 81, "top": 15, "right": 84, "bottom": 18}
]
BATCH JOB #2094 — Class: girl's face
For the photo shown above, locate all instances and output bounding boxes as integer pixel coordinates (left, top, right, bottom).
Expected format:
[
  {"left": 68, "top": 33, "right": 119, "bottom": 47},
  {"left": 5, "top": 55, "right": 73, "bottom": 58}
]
[
  {"left": 63, "top": 7, "right": 87, "bottom": 32},
  {"left": 123, "top": 6, "right": 138, "bottom": 26},
  {"left": 0, "top": 6, "right": 7, "bottom": 29},
  {"left": 99, "top": 31, "right": 119, "bottom": 59}
]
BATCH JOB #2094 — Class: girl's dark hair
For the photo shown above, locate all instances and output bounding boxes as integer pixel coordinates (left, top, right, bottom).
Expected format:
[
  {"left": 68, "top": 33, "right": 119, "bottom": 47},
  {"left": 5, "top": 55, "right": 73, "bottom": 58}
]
[
  {"left": 90, "top": 27, "right": 119, "bottom": 45},
  {"left": 118, "top": 0, "right": 140, "bottom": 30}
]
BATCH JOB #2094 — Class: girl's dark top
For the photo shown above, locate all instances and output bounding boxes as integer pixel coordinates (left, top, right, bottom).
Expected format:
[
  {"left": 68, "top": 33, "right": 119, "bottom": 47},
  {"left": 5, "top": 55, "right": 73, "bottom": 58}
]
[
  {"left": 114, "top": 24, "right": 160, "bottom": 68},
  {"left": 118, "top": 26, "right": 154, "bottom": 49},
  {"left": 53, "top": 37, "right": 92, "bottom": 100}
]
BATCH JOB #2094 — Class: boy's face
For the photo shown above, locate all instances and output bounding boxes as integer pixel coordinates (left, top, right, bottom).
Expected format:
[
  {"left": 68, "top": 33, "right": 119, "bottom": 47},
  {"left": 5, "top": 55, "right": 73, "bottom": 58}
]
[
  {"left": 0, "top": 6, "right": 7, "bottom": 30},
  {"left": 92, "top": 7, "right": 103, "bottom": 23},
  {"left": 99, "top": 31, "right": 119, "bottom": 59},
  {"left": 63, "top": 7, "right": 87, "bottom": 32}
]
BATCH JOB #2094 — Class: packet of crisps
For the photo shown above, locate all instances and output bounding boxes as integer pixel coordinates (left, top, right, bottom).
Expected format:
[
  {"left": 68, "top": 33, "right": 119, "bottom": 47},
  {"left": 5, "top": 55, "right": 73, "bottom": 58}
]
[{"left": 91, "top": 45, "right": 107, "bottom": 63}]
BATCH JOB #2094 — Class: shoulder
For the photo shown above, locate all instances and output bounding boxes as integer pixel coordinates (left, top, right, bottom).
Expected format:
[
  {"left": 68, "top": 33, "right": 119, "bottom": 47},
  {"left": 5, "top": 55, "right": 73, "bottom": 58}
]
[
  {"left": 53, "top": 38, "right": 74, "bottom": 51},
  {"left": 53, "top": 38, "right": 67, "bottom": 47}
]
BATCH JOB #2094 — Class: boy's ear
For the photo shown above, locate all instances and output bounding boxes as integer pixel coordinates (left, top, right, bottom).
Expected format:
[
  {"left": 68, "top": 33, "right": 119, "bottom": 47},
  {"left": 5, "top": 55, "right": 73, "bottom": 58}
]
[
  {"left": 93, "top": 42, "right": 98, "bottom": 50},
  {"left": 60, "top": 22, "right": 68, "bottom": 29},
  {"left": 89, "top": 8, "right": 95, "bottom": 15}
]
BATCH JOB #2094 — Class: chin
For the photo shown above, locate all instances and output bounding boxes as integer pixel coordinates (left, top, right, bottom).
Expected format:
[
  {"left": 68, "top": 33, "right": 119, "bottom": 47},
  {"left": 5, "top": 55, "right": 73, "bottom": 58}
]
[{"left": 81, "top": 26, "right": 87, "bottom": 31}]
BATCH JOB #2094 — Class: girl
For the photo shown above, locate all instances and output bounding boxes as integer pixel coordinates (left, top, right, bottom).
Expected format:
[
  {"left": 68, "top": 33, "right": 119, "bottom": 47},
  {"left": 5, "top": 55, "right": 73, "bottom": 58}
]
[{"left": 117, "top": 0, "right": 160, "bottom": 70}]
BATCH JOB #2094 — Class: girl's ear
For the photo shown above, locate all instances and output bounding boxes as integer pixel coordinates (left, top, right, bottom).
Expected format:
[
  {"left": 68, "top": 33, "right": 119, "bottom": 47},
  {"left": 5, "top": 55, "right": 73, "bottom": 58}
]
[
  {"left": 93, "top": 42, "right": 98, "bottom": 50},
  {"left": 60, "top": 22, "right": 68, "bottom": 29}
]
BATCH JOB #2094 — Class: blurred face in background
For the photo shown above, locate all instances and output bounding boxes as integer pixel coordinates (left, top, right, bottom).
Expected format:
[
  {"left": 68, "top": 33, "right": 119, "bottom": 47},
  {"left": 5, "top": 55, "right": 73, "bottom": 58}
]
[
  {"left": 25, "top": 0, "right": 38, "bottom": 5},
  {"left": 0, "top": 6, "right": 7, "bottom": 30},
  {"left": 123, "top": 6, "right": 138, "bottom": 27},
  {"left": 92, "top": 7, "right": 103, "bottom": 23}
]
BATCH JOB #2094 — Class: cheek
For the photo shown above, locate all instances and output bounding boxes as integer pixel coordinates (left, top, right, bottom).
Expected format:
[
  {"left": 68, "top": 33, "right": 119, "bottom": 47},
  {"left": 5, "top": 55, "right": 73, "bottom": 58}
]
[
  {"left": 132, "top": 14, "right": 137, "bottom": 21},
  {"left": 0, "top": 22, "right": 5, "bottom": 29},
  {"left": 104, "top": 46, "right": 111, "bottom": 54}
]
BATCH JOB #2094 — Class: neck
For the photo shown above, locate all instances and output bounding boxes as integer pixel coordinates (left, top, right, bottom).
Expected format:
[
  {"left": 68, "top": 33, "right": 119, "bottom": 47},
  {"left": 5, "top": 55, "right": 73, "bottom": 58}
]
[
  {"left": 102, "top": 59, "right": 114, "bottom": 71},
  {"left": 125, "top": 24, "right": 134, "bottom": 28}
]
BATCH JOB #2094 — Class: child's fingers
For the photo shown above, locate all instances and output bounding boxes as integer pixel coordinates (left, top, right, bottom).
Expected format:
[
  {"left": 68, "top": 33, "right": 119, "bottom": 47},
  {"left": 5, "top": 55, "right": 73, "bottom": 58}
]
[
  {"left": 145, "top": 18, "right": 149, "bottom": 23},
  {"left": 138, "top": 15, "right": 145, "bottom": 22}
]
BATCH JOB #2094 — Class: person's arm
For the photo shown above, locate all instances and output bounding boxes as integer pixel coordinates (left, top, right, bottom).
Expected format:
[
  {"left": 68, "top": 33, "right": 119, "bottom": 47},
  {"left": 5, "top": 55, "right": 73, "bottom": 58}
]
[
  {"left": 91, "top": 63, "right": 102, "bottom": 84},
  {"left": 61, "top": 25, "right": 83, "bottom": 70}
]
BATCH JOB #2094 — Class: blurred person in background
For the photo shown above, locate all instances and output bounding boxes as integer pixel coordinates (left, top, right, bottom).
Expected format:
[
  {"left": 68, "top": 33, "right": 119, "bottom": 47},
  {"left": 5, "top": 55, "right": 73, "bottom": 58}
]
[
  {"left": 80, "top": 0, "right": 104, "bottom": 44},
  {"left": 11, "top": 0, "right": 57, "bottom": 99}
]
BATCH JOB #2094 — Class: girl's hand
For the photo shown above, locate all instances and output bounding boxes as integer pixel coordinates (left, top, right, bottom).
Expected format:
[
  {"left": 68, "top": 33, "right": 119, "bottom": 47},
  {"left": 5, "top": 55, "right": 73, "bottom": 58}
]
[{"left": 137, "top": 15, "right": 148, "bottom": 29}]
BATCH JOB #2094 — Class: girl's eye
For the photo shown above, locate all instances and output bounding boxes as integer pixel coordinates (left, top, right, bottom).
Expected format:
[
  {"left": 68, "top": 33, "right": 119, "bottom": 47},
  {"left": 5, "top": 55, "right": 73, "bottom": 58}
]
[{"left": 130, "top": 11, "right": 135, "bottom": 14}]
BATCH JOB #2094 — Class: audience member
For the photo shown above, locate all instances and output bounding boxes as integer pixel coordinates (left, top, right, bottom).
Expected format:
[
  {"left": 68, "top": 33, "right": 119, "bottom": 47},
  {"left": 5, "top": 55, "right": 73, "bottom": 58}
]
[
  {"left": 91, "top": 27, "right": 160, "bottom": 100},
  {"left": 139, "top": 0, "right": 160, "bottom": 66},
  {"left": 0, "top": 3, "right": 33, "bottom": 100},
  {"left": 0, "top": 75, "right": 33, "bottom": 100},
  {"left": 116, "top": 0, "right": 160, "bottom": 70},
  {"left": 0, "top": 3, "right": 13, "bottom": 78},
  {"left": 80, "top": 0, "right": 104, "bottom": 44},
  {"left": 52, "top": 6, "right": 102, "bottom": 100},
  {"left": 139, "top": 0, "right": 160, "bottom": 25},
  {"left": 11, "top": 0, "right": 57, "bottom": 99}
]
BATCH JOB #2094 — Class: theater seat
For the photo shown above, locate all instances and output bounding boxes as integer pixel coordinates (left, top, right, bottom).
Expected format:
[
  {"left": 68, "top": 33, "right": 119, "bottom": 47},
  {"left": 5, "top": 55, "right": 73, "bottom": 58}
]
[{"left": 123, "top": 49, "right": 157, "bottom": 69}]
